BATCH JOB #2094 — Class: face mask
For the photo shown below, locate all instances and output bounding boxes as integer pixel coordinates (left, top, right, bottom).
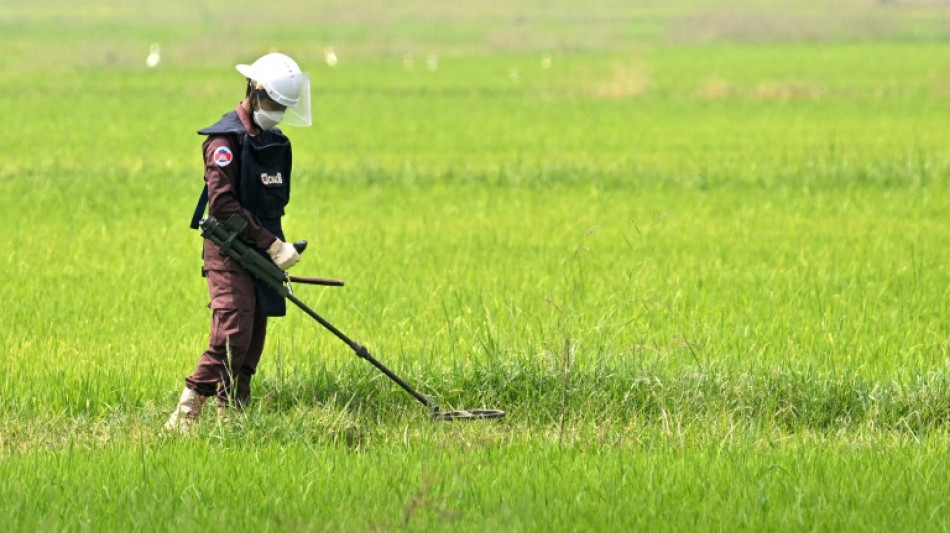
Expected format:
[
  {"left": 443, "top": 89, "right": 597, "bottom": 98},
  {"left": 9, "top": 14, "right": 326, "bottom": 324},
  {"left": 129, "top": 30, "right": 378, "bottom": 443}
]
[{"left": 253, "top": 109, "right": 284, "bottom": 131}]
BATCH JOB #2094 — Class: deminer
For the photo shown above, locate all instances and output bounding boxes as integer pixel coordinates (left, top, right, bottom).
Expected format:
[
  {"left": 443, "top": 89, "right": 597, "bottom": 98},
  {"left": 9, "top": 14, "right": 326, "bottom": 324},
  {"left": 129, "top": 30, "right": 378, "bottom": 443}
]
[{"left": 165, "top": 52, "right": 312, "bottom": 430}]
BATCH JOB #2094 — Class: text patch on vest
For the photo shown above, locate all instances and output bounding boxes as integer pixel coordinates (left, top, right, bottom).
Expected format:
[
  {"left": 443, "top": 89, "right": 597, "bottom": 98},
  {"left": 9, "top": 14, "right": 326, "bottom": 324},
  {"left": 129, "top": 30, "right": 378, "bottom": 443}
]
[{"left": 260, "top": 172, "right": 283, "bottom": 185}]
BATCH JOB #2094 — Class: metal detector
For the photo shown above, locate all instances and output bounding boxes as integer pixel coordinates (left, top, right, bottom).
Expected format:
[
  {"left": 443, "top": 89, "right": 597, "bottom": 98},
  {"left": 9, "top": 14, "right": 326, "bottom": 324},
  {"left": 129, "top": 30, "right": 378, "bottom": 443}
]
[{"left": 198, "top": 214, "right": 505, "bottom": 422}]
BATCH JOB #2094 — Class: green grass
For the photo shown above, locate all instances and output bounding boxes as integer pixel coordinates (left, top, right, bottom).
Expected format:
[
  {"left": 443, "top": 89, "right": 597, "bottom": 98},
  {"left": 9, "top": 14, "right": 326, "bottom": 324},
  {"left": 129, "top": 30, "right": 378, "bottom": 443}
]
[
  {"left": 6, "top": 434, "right": 950, "bottom": 532},
  {"left": 4, "top": 0, "right": 950, "bottom": 531}
]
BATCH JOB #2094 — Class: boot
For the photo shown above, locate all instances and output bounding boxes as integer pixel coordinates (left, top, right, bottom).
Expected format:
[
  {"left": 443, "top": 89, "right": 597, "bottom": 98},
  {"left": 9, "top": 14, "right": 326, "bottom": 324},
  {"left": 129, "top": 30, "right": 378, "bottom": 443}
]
[{"left": 164, "top": 387, "right": 209, "bottom": 431}]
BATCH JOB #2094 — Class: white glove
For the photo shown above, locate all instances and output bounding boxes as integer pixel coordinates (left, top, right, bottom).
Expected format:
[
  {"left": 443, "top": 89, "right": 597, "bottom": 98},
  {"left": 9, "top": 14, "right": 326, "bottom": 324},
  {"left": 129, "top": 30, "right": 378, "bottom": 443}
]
[{"left": 266, "top": 239, "right": 301, "bottom": 271}]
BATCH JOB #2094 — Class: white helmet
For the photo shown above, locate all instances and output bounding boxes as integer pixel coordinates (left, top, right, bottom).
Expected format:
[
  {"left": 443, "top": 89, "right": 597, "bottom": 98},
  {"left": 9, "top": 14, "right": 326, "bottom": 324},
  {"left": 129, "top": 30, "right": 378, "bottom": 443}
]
[{"left": 236, "top": 52, "right": 312, "bottom": 126}]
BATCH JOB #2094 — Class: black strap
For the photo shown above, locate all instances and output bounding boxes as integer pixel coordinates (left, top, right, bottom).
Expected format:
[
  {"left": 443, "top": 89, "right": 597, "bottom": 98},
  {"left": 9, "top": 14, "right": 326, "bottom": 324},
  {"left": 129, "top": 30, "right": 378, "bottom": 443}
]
[{"left": 189, "top": 184, "right": 209, "bottom": 229}]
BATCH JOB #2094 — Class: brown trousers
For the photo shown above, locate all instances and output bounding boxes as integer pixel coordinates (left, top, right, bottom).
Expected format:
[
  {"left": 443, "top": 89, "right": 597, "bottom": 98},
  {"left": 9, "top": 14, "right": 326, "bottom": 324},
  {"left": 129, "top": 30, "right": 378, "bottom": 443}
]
[{"left": 186, "top": 269, "right": 267, "bottom": 406}]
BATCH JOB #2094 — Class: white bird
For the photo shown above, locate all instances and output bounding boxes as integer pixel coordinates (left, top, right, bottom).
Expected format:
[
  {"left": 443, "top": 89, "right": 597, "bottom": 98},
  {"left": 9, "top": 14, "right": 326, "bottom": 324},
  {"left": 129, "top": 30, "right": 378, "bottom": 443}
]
[
  {"left": 146, "top": 43, "right": 161, "bottom": 69},
  {"left": 324, "top": 47, "right": 338, "bottom": 67}
]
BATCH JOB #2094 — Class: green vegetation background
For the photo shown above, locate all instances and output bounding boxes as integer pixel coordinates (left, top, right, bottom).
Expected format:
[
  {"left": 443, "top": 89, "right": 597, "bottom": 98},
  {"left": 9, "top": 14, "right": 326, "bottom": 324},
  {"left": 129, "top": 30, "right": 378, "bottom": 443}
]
[{"left": 3, "top": 1, "right": 950, "bottom": 531}]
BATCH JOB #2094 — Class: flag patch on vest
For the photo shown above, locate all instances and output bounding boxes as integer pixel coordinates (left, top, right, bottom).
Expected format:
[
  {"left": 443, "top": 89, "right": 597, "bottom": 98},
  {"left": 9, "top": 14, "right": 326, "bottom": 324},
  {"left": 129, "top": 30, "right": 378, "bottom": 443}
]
[
  {"left": 260, "top": 172, "right": 283, "bottom": 185},
  {"left": 213, "top": 146, "right": 233, "bottom": 167}
]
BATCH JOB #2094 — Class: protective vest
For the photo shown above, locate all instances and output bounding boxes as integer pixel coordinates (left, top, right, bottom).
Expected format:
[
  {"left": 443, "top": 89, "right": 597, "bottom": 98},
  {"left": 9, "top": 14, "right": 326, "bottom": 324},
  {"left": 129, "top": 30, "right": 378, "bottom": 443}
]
[
  {"left": 192, "top": 111, "right": 292, "bottom": 237},
  {"left": 192, "top": 111, "right": 293, "bottom": 316}
]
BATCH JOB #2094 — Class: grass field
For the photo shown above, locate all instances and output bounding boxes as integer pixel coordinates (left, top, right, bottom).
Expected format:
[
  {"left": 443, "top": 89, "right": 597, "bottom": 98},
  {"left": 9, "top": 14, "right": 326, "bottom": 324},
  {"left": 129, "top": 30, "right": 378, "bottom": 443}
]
[{"left": 4, "top": 1, "right": 950, "bottom": 531}]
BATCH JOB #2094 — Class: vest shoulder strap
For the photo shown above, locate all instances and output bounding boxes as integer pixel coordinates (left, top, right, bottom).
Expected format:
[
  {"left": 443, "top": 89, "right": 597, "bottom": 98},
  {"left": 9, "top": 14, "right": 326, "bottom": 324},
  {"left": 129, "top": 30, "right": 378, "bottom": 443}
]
[
  {"left": 197, "top": 111, "right": 245, "bottom": 136},
  {"left": 189, "top": 184, "right": 209, "bottom": 229}
]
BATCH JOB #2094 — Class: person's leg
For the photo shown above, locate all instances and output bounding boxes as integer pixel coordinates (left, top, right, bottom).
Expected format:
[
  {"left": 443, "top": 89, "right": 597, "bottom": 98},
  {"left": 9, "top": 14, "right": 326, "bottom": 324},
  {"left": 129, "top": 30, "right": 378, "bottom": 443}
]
[
  {"left": 236, "top": 308, "right": 268, "bottom": 407},
  {"left": 186, "top": 307, "right": 255, "bottom": 404},
  {"left": 167, "top": 270, "right": 256, "bottom": 429}
]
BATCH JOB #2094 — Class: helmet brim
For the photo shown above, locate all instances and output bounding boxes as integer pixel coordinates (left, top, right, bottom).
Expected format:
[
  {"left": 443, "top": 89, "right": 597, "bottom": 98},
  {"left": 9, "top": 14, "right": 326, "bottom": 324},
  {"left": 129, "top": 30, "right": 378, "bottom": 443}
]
[{"left": 235, "top": 63, "right": 257, "bottom": 80}]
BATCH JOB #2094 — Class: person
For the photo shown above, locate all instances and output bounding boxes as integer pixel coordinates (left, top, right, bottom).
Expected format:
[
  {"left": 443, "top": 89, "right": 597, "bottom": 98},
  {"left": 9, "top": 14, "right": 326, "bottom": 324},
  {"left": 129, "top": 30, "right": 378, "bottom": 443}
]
[{"left": 165, "top": 52, "right": 312, "bottom": 430}]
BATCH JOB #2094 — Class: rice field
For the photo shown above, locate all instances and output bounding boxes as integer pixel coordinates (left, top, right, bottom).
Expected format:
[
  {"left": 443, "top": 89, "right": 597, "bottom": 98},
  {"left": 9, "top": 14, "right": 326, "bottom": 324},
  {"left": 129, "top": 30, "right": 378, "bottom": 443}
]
[{"left": 3, "top": 1, "right": 950, "bottom": 531}]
